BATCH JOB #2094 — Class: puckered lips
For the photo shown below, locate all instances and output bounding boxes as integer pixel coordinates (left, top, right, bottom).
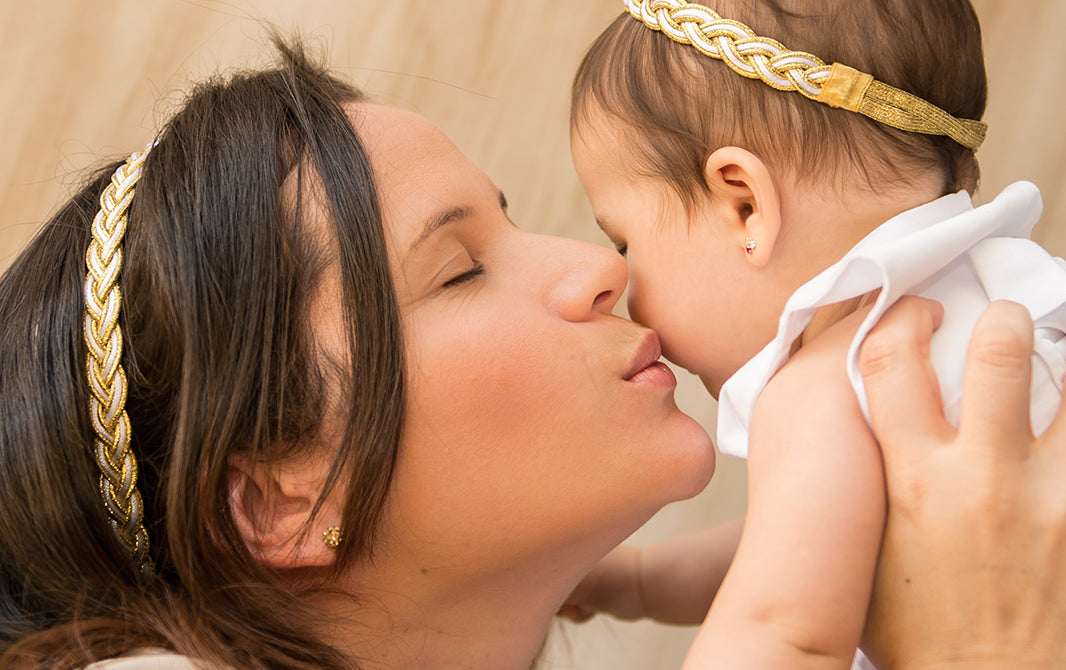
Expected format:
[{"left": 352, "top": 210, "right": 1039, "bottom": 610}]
[{"left": 623, "top": 331, "right": 676, "bottom": 387}]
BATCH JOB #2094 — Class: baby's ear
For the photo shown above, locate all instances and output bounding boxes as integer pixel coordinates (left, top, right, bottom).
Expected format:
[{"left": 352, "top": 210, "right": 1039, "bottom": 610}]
[
  {"left": 226, "top": 451, "right": 340, "bottom": 569},
  {"left": 703, "top": 146, "right": 782, "bottom": 268}
]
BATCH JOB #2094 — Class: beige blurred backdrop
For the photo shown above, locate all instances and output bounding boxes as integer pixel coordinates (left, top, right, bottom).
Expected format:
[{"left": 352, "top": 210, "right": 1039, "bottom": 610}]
[{"left": 1, "top": 2, "right": 1063, "bottom": 668}]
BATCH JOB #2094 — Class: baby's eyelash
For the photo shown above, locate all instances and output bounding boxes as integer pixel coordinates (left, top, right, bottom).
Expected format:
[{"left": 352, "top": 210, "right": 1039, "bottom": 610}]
[{"left": 443, "top": 262, "right": 485, "bottom": 287}]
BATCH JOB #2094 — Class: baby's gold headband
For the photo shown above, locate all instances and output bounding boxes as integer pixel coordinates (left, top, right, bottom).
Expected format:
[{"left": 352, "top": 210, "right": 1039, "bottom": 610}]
[
  {"left": 83, "top": 143, "right": 155, "bottom": 575},
  {"left": 624, "top": 0, "right": 987, "bottom": 150}
]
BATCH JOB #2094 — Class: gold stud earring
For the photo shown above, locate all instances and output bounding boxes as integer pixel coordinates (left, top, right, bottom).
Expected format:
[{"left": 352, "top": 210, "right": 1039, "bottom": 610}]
[
  {"left": 744, "top": 237, "right": 757, "bottom": 255},
  {"left": 323, "top": 526, "right": 343, "bottom": 549}
]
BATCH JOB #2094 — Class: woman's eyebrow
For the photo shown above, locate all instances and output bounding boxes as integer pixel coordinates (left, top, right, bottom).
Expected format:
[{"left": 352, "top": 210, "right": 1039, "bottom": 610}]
[
  {"left": 408, "top": 205, "right": 472, "bottom": 257},
  {"left": 407, "top": 190, "right": 513, "bottom": 260}
]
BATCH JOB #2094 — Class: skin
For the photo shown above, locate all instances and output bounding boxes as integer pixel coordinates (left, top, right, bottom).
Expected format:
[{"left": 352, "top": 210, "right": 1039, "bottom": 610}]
[
  {"left": 222, "top": 103, "right": 1066, "bottom": 670},
  {"left": 860, "top": 299, "right": 1066, "bottom": 669},
  {"left": 229, "top": 103, "right": 717, "bottom": 670},
  {"left": 774, "top": 296, "right": 1066, "bottom": 669},
  {"left": 570, "top": 124, "right": 789, "bottom": 396},
  {"left": 569, "top": 105, "right": 943, "bottom": 396},
  {"left": 567, "top": 103, "right": 955, "bottom": 668}
]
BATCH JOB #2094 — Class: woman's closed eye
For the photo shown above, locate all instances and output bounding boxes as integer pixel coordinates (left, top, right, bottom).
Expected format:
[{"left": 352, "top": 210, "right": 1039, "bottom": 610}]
[{"left": 443, "top": 261, "right": 485, "bottom": 287}]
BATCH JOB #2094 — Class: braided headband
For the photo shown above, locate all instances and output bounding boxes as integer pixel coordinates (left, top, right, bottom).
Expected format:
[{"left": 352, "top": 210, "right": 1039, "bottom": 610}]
[
  {"left": 624, "top": 0, "right": 987, "bottom": 150},
  {"left": 83, "top": 143, "right": 155, "bottom": 575}
]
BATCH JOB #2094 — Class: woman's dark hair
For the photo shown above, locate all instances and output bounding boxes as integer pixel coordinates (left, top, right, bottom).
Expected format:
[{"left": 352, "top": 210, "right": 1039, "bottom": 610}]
[
  {"left": 572, "top": 0, "right": 989, "bottom": 206},
  {"left": 0, "top": 37, "right": 404, "bottom": 669}
]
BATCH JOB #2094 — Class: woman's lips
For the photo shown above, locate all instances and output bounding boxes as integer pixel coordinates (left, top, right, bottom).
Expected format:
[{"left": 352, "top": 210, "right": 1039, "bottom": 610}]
[
  {"left": 624, "top": 332, "right": 676, "bottom": 386},
  {"left": 628, "top": 360, "right": 677, "bottom": 387}
]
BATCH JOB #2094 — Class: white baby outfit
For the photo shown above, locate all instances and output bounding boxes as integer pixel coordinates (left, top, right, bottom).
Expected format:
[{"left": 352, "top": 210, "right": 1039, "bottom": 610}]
[{"left": 715, "top": 181, "right": 1066, "bottom": 670}]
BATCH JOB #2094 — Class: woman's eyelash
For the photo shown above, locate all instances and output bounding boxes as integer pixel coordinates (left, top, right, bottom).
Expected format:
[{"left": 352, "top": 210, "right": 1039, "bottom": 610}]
[
  {"left": 616, "top": 244, "right": 627, "bottom": 258},
  {"left": 443, "top": 262, "right": 485, "bottom": 287}
]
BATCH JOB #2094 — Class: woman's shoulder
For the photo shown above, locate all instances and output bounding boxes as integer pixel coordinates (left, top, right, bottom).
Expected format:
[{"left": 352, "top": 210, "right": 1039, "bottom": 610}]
[{"left": 83, "top": 649, "right": 213, "bottom": 670}]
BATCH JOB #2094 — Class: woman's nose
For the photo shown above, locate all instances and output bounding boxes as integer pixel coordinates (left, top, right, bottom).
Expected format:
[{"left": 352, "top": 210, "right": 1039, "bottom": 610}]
[{"left": 545, "top": 237, "right": 628, "bottom": 322}]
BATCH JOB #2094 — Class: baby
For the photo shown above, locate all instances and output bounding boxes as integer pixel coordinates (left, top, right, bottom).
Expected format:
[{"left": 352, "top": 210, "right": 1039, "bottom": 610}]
[{"left": 563, "top": 1, "right": 1066, "bottom": 668}]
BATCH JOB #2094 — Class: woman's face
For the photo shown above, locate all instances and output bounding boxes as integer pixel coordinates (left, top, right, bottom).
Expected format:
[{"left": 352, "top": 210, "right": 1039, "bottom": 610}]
[{"left": 343, "top": 104, "right": 715, "bottom": 572}]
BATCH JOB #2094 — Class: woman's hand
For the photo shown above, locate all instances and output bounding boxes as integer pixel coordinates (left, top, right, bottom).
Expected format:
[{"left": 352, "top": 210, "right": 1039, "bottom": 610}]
[{"left": 859, "top": 298, "right": 1066, "bottom": 669}]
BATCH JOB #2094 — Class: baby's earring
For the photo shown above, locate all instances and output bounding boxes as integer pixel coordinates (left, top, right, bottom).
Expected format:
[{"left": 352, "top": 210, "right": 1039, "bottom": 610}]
[{"left": 744, "top": 237, "right": 757, "bottom": 255}]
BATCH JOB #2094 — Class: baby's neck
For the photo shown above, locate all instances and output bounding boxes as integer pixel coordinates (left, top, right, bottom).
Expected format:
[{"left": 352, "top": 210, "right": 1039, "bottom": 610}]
[
  {"left": 787, "top": 174, "right": 948, "bottom": 350},
  {"left": 796, "top": 290, "right": 880, "bottom": 352}
]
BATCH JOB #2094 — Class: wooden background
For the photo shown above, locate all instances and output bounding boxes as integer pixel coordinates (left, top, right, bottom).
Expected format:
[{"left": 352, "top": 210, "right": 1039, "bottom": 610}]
[{"left": 2, "top": 2, "right": 1063, "bottom": 668}]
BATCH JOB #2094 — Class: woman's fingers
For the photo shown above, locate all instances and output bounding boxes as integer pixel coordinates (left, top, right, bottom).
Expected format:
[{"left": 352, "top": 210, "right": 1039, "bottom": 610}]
[
  {"left": 858, "top": 296, "right": 950, "bottom": 465},
  {"left": 862, "top": 299, "right": 1066, "bottom": 669},
  {"left": 1038, "top": 372, "right": 1066, "bottom": 455},
  {"left": 956, "top": 300, "right": 1035, "bottom": 459}
]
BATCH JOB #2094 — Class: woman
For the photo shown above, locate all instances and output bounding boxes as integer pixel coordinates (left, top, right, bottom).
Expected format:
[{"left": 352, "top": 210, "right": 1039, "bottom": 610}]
[
  {"left": 0, "top": 41, "right": 1060, "bottom": 670},
  {"left": 0, "top": 39, "right": 710, "bottom": 669}
]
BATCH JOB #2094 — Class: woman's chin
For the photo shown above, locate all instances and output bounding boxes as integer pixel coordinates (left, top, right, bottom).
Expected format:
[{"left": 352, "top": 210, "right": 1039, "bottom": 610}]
[
  {"left": 678, "top": 416, "right": 718, "bottom": 489},
  {"left": 649, "top": 422, "right": 718, "bottom": 506},
  {"left": 675, "top": 438, "right": 717, "bottom": 501}
]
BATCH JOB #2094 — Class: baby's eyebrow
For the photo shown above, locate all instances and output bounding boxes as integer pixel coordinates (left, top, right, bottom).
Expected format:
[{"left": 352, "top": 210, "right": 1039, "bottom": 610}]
[{"left": 497, "top": 189, "right": 519, "bottom": 230}]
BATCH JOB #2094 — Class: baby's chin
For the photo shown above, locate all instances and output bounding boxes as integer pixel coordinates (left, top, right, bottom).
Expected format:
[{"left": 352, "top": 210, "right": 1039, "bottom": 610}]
[
  {"left": 697, "top": 373, "right": 724, "bottom": 400},
  {"left": 657, "top": 347, "right": 728, "bottom": 399}
]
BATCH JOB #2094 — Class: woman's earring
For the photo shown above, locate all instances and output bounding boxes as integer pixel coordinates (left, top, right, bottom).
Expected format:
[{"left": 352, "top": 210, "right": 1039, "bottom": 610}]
[
  {"left": 323, "top": 526, "right": 343, "bottom": 549},
  {"left": 744, "top": 237, "right": 757, "bottom": 255}
]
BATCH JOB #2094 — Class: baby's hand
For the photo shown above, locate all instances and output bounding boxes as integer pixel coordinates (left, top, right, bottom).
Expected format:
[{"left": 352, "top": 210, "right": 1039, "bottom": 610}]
[{"left": 558, "top": 544, "right": 645, "bottom": 622}]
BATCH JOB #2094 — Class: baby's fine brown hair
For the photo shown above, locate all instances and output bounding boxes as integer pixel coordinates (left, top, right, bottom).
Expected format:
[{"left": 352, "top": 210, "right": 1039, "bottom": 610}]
[{"left": 572, "top": 0, "right": 988, "bottom": 206}]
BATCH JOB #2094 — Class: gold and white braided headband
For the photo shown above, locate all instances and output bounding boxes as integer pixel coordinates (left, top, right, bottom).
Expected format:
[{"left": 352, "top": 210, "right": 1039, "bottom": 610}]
[
  {"left": 83, "top": 143, "right": 154, "bottom": 575},
  {"left": 624, "top": 0, "right": 987, "bottom": 150}
]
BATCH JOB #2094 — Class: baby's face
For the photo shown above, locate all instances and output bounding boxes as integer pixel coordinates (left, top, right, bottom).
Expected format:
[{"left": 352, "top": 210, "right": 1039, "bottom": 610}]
[{"left": 571, "top": 112, "right": 784, "bottom": 396}]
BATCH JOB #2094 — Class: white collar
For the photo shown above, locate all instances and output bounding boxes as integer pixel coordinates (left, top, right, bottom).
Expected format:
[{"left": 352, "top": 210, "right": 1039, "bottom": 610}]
[{"left": 716, "top": 181, "right": 1045, "bottom": 458}]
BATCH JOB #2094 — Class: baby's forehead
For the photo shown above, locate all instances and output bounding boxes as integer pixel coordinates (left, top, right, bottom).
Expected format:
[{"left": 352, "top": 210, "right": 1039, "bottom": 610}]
[
  {"left": 571, "top": 107, "right": 642, "bottom": 162},
  {"left": 570, "top": 98, "right": 624, "bottom": 138}
]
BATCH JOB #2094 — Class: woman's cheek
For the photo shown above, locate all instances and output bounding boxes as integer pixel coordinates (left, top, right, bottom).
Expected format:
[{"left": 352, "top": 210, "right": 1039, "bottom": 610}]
[{"left": 409, "top": 308, "right": 570, "bottom": 423}]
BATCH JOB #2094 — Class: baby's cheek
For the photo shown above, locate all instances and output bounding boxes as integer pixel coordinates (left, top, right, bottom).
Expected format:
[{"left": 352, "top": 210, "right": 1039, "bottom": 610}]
[
  {"left": 624, "top": 283, "right": 655, "bottom": 327},
  {"left": 624, "top": 261, "right": 681, "bottom": 329},
  {"left": 655, "top": 319, "right": 723, "bottom": 384}
]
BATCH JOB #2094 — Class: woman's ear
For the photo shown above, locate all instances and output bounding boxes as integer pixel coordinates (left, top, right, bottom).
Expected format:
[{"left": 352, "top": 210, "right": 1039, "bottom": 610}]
[
  {"left": 226, "top": 452, "right": 339, "bottom": 569},
  {"left": 703, "top": 146, "right": 782, "bottom": 268}
]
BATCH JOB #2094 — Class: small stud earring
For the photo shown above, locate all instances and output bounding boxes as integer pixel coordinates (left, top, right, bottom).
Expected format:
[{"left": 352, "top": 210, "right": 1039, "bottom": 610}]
[
  {"left": 744, "top": 237, "right": 757, "bottom": 255},
  {"left": 323, "top": 526, "right": 343, "bottom": 549}
]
